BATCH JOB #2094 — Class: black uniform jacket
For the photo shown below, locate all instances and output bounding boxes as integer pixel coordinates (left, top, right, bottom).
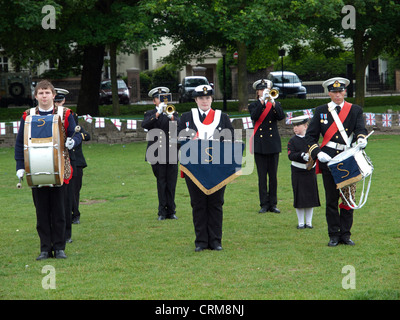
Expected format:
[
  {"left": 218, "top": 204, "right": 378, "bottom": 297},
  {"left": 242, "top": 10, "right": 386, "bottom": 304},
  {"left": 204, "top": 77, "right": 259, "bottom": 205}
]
[
  {"left": 141, "top": 108, "right": 179, "bottom": 163},
  {"left": 305, "top": 103, "right": 367, "bottom": 160},
  {"left": 248, "top": 99, "right": 285, "bottom": 154}
]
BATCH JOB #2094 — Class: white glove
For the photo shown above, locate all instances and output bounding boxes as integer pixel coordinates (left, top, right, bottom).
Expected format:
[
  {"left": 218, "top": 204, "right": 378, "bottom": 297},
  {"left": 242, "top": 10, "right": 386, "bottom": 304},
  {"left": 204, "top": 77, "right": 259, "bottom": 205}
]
[
  {"left": 301, "top": 152, "right": 310, "bottom": 162},
  {"left": 167, "top": 113, "right": 173, "bottom": 119},
  {"left": 65, "top": 137, "right": 75, "bottom": 150},
  {"left": 156, "top": 103, "right": 165, "bottom": 115},
  {"left": 317, "top": 151, "right": 332, "bottom": 163},
  {"left": 357, "top": 137, "right": 367, "bottom": 149},
  {"left": 16, "top": 169, "right": 25, "bottom": 179},
  {"left": 262, "top": 89, "right": 270, "bottom": 101}
]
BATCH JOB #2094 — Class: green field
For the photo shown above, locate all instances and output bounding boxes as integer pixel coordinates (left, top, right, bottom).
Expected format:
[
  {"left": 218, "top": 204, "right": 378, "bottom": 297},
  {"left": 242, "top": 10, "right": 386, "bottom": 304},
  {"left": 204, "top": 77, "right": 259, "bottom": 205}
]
[{"left": 0, "top": 135, "right": 399, "bottom": 300}]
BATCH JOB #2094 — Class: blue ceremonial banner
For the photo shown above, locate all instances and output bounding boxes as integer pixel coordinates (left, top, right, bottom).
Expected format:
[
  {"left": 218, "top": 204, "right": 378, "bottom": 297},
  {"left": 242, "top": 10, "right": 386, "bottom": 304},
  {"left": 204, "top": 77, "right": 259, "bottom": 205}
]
[
  {"left": 328, "top": 155, "right": 362, "bottom": 189},
  {"left": 180, "top": 139, "right": 244, "bottom": 195}
]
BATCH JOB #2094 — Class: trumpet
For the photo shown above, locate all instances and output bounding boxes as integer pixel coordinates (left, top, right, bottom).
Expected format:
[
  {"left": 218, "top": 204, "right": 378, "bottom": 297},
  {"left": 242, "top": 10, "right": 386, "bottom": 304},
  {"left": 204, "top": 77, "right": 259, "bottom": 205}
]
[
  {"left": 269, "top": 88, "right": 279, "bottom": 99},
  {"left": 163, "top": 104, "right": 176, "bottom": 116}
]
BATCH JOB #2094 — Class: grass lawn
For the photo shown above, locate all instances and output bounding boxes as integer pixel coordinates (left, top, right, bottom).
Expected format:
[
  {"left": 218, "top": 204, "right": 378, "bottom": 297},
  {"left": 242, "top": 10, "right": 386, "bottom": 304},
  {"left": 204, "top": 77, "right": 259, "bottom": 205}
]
[{"left": 0, "top": 135, "right": 399, "bottom": 300}]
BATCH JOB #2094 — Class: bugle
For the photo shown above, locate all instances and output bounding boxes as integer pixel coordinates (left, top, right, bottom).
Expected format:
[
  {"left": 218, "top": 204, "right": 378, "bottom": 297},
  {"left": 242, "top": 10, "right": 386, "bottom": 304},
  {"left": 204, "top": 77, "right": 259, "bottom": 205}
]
[
  {"left": 269, "top": 88, "right": 279, "bottom": 99},
  {"left": 164, "top": 104, "right": 176, "bottom": 116}
]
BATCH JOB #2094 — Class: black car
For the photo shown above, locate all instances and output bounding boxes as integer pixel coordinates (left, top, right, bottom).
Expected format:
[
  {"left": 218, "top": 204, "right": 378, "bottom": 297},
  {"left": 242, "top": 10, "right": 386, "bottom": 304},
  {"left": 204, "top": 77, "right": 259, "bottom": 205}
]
[
  {"left": 99, "top": 79, "right": 130, "bottom": 105},
  {"left": 178, "top": 76, "right": 210, "bottom": 103},
  {"left": 267, "top": 71, "right": 306, "bottom": 99}
]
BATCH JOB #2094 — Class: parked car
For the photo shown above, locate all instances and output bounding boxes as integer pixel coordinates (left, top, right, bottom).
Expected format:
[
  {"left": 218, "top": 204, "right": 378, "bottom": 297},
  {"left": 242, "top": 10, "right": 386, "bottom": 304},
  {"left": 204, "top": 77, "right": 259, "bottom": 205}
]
[
  {"left": 0, "top": 72, "right": 34, "bottom": 107},
  {"left": 99, "top": 79, "right": 130, "bottom": 105},
  {"left": 178, "top": 76, "right": 211, "bottom": 103},
  {"left": 267, "top": 71, "right": 306, "bottom": 99}
]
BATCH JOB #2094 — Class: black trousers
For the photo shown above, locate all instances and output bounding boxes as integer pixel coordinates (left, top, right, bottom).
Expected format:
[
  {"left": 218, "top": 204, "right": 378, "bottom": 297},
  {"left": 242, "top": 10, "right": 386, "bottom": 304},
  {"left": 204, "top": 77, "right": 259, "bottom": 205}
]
[
  {"left": 32, "top": 185, "right": 66, "bottom": 252},
  {"left": 185, "top": 176, "right": 225, "bottom": 249},
  {"left": 320, "top": 162, "right": 353, "bottom": 239},
  {"left": 151, "top": 163, "right": 178, "bottom": 217},
  {"left": 71, "top": 166, "right": 84, "bottom": 221},
  {"left": 254, "top": 152, "right": 279, "bottom": 208}
]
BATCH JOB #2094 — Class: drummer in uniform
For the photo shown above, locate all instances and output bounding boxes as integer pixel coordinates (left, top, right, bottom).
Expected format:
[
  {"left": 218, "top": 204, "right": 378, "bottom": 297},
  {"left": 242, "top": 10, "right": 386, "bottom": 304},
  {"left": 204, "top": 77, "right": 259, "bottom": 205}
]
[
  {"left": 178, "top": 85, "right": 234, "bottom": 252},
  {"left": 305, "top": 77, "right": 368, "bottom": 246},
  {"left": 141, "top": 87, "right": 179, "bottom": 220},
  {"left": 14, "top": 80, "right": 82, "bottom": 260}
]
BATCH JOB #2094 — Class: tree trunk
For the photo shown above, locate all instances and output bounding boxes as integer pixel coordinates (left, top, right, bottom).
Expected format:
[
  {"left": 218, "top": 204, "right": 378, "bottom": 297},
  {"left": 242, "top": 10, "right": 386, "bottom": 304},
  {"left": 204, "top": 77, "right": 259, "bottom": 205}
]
[
  {"left": 76, "top": 44, "right": 105, "bottom": 116},
  {"left": 237, "top": 41, "right": 248, "bottom": 111},
  {"left": 110, "top": 42, "right": 120, "bottom": 116},
  {"left": 353, "top": 30, "right": 366, "bottom": 107}
]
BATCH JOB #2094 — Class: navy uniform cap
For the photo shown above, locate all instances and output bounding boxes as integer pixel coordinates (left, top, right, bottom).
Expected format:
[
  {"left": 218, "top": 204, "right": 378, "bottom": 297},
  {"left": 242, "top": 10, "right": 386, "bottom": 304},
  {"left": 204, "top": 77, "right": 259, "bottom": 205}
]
[
  {"left": 291, "top": 115, "right": 309, "bottom": 125},
  {"left": 148, "top": 87, "right": 170, "bottom": 98},
  {"left": 54, "top": 88, "right": 69, "bottom": 102},
  {"left": 322, "top": 77, "right": 350, "bottom": 92},
  {"left": 192, "top": 85, "right": 213, "bottom": 97},
  {"left": 252, "top": 79, "right": 272, "bottom": 90}
]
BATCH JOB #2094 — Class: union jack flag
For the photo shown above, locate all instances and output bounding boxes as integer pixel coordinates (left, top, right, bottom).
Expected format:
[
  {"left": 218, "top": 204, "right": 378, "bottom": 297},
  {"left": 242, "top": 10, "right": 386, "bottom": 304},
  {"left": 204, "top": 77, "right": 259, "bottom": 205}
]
[
  {"left": 303, "top": 109, "right": 313, "bottom": 118},
  {"left": 382, "top": 114, "right": 392, "bottom": 127},
  {"left": 285, "top": 112, "right": 293, "bottom": 124},
  {"left": 365, "top": 113, "right": 376, "bottom": 126}
]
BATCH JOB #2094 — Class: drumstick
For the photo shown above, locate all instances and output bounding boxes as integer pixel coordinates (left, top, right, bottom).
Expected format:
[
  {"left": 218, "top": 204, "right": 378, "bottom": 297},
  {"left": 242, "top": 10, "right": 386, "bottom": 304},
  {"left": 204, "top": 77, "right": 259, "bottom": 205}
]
[
  {"left": 16, "top": 177, "right": 23, "bottom": 189},
  {"left": 365, "top": 130, "right": 374, "bottom": 139},
  {"left": 71, "top": 125, "right": 81, "bottom": 139}
]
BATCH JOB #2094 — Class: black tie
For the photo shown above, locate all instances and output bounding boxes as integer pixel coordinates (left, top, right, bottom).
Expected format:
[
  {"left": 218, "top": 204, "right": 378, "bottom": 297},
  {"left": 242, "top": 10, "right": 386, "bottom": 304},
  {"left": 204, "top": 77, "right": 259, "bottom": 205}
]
[
  {"left": 336, "top": 105, "right": 341, "bottom": 113},
  {"left": 201, "top": 113, "right": 206, "bottom": 123}
]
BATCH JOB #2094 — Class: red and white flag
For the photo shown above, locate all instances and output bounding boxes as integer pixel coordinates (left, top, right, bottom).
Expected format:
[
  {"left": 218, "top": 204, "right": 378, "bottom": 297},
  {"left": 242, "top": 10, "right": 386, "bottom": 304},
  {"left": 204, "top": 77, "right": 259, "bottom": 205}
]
[
  {"left": 285, "top": 112, "right": 293, "bottom": 124},
  {"left": 13, "top": 121, "right": 20, "bottom": 134},
  {"left": 95, "top": 117, "right": 105, "bottom": 128},
  {"left": 242, "top": 117, "right": 253, "bottom": 129},
  {"left": 127, "top": 119, "right": 137, "bottom": 130},
  {"left": 382, "top": 114, "right": 392, "bottom": 127},
  {"left": 83, "top": 114, "right": 93, "bottom": 123},
  {"left": 111, "top": 119, "right": 122, "bottom": 131},
  {"left": 303, "top": 109, "right": 313, "bottom": 118},
  {"left": 365, "top": 113, "right": 376, "bottom": 126},
  {"left": 0, "top": 123, "right": 5, "bottom": 135}
]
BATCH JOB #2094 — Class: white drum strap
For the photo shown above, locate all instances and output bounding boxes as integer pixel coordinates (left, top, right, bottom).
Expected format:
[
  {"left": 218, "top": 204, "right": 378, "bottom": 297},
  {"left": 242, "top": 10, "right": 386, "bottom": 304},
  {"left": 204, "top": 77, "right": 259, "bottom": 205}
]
[
  {"left": 328, "top": 102, "right": 352, "bottom": 148},
  {"left": 192, "top": 108, "right": 221, "bottom": 140}
]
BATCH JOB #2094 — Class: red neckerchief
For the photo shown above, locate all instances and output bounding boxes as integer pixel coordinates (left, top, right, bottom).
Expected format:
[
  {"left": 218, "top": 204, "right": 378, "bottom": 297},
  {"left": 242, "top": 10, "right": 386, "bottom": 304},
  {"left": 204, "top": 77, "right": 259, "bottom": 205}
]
[
  {"left": 315, "top": 101, "right": 352, "bottom": 174},
  {"left": 249, "top": 101, "right": 272, "bottom": 154}
]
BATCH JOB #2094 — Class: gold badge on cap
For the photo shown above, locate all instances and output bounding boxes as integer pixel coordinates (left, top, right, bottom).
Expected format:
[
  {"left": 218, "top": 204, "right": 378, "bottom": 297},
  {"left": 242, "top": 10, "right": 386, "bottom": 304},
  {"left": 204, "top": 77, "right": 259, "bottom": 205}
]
[
  {"left": 333, "top": 80, "right": 340, "bottom": 88},
  {"left": 203, "top": 86, "right": 208, "bottom": 94}
]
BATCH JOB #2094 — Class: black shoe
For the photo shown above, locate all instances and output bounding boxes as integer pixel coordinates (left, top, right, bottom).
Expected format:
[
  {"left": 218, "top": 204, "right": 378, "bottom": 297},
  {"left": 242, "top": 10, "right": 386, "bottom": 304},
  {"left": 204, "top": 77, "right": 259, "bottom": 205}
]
[
  {"left": 305, "top": 224, "right": 313, "bottom": 229},
  {"left": 269, "top": 206, "right": 281, "bottom": 213},
  {"left": 72, "top": 218, "right": 80, "bottom": 224},
  {"left": 55, "top": 250, "right": 67, "bottom": 259},
  {"left": 258, "top": 206, "right": 269, "bottom": 213},
  {"left": 157, "top": 215, "right": 166, "bottom": 221},
  {"left": 66, "top": 238, "right": 73, "bottom": 243},
  {"left": 213, "top": 246, "right": 223, "bottom": 251},
  {"left": 167, "top": 214, "right": 178, "bottom": 220},
  {"left": 341, "top": 238, "right": 355, "bottom": 246},
  {"left": 195, "top": 247, "right": 205, "bottom": 252},
  {"left": 328, "top": 237, "right": 340, "bottom": 247},
  {"left": 36, "top": 252, "right": 51, "bottom": 260},
  {"left": 297, "top": 224, "right": 305, "bottom": 229}
]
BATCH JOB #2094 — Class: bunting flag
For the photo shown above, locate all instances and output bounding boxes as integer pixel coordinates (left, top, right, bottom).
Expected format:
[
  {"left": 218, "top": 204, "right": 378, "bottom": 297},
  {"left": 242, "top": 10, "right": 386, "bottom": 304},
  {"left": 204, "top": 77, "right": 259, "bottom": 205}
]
[
  {"left": 83, "top": 114, "right": 93, "bottom": 123},
  {"left": 111, "top": 119, "right": 122, "bottom": 131},
  {"left": 13, "top": 121, "right": 20, "bottom": 134},
  {"left": 127, "top": 119, "right": 137, "bottom": 130},
  {"left": 285, "top": 112, "right": 293, "bottom": 124},
  {"left": 0, "top": 122, "right": 5, "bottom": 135},
  {"left": 382, "top": 114, "right": 392, "bottom": 127},
  {"left": 242, "top": 117, "right": 253, "bottom": 129},
  {"left": 303, "top": 109, "right": 313, "bottom": 118},
  {"left": 365, "top": 113, "right": 376, "bottom": 126},
  {"left": 95, "top": 117, "right": 105, "bottom": 128}
]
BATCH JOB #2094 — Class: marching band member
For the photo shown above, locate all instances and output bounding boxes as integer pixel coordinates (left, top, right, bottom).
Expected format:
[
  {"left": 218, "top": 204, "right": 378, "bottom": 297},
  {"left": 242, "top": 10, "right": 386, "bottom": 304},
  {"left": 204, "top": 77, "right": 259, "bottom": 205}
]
[
  {"left": 142, "top": 87, "right": 179, "bottom": 220},
  {"left": 248, "top": 79, "right": 285, "bottom": 214},
  {"left": 305, "top": 77, "right": 368, "bottom": 246},
  {"left": 287, "top": 115, "right": 320, "bottom": 229},
  {"left": 14, "top": 80, "right": 82, "bottom": 260},
  {"left": 178, "top": 85, "right": 234, "bottom": 252}
]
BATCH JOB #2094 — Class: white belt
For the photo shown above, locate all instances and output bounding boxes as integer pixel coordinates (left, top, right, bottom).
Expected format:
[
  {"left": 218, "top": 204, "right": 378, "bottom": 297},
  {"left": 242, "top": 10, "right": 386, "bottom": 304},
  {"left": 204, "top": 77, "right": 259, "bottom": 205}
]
[
  {"left": 291, "top": 161, "right": 307, "bottom": 170},
  {"left": 325, "top": 141, "right": 356, "bottom": 151}
]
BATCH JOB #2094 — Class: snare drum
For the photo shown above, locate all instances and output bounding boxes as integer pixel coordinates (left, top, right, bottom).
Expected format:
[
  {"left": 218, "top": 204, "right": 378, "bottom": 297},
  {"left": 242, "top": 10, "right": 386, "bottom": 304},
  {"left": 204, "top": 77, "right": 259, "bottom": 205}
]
[
  {"left": 328, "top": 146, "right": 373, "bottom": 189},
  {"left": 24, "top": 114, "right": 64, "bottom": 187}
]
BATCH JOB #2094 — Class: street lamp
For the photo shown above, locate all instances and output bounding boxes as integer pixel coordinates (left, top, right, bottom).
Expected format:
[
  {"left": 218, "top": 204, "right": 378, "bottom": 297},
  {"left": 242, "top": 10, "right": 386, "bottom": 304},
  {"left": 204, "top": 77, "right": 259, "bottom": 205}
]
[
  {"left": 278, "top": 48, "right": 285, "bottom": 97},
  {"left": 221, "top": 46, "right": 227, "bottom": 111}
]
